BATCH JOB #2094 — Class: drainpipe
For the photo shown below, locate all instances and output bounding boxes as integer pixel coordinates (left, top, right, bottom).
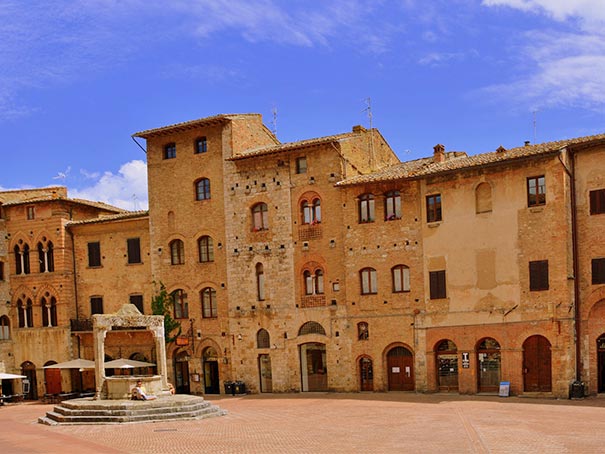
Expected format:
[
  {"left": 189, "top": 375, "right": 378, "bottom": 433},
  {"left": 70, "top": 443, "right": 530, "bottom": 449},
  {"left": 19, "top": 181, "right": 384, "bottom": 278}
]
[
  {"left": 67, "top": 227, "right": 81, "bottom": 357},
  {"left": 558, "top": 149, "right": 582, "bottom": 391}
]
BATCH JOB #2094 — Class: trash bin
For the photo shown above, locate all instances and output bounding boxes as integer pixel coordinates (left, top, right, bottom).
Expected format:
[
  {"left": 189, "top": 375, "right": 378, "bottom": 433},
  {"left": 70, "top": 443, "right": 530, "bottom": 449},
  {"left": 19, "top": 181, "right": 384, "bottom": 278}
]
[
  {"left": 570, "top": 380, "right": 584, "bottom": 399},
  {"left": 233, "top": 381, "right": 246, "bottom": 394},
  {"left": 224, "top": 381, "right": 233, "bottom": 395}
]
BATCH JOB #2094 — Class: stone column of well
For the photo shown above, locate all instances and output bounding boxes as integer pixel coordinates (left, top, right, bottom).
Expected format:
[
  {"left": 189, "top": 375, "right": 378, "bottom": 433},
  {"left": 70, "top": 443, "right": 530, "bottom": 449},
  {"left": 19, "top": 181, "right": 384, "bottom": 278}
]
[
  {"left": 152, "top": 324, "right": 169, "bottom": 391},
  {"left": 93, "top": 328, "right": 107, "bottom": 399}
]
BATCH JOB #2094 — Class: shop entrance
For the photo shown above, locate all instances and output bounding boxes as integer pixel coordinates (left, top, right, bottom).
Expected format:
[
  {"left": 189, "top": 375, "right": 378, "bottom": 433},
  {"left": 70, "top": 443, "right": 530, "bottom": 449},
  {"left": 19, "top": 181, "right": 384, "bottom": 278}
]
[
  {"left": 43, "top": 361, "right": 62, "bottom": 395},
  {"left": 359, "top": 357, "right": 374, "bottom": 391},
  {"left": 21, "top": 361, "right": 37, "bottom": 400},
  {"left": 436, "top": 339, "right": 458, "bottom": 392},
  {"left": 523, "top": 335, "right": 552, "bottom": 392},
  {"left": 387, "top": 346, "right": 414, "bottom": 391},
  {"left": 173, "top": 350, "right": 190, "bottom": 394},
  {"left": 300, "top": 343, "right": 327, "bottom": 391},
  {"left": 477, "top": 338, "right": 501, "bottom": 393},
  {"left": 598, "top": 335, "right": 605, "bottom": 393},
  {"left": 203, "top": 347, "right": 220, "bottom": 394}
]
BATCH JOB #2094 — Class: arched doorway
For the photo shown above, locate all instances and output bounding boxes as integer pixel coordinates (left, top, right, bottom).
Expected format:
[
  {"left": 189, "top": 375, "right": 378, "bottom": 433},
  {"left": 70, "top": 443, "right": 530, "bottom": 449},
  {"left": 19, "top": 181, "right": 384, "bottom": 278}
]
[
  {"left": 202, "top": 347, "right": 220, "bottom": 394},
  {"left": 387, "top": 346, "right": 414, "bottom": 391},
  {"left": 300, "top": 342, "right": 327, "bottom": 391},
  {"left": 598, "top": 334, "right": 605, "bottom": 393},
  {"left": 359, "top": 356, "right": 373, "bottom": 391},
  {"left": 523, "top": 335, "right": 552, "bottom": 392},
  {"left": 173, "top": 350, "right": 190, "bottom": 394},
  {"left": 436, "top": 339, "right": 458, "bottom": 392},
  {"left": 20, "top": 361, "right": 37, "bottom": 400},
  {"left": 43, "top": 360, "right": 61, "bottom": 395},
  {"left": 258, "top": 354, "right": 273, "bottom": 393},
  {"left": 477, "top": 338, "right": 501, "bottom": 393}
]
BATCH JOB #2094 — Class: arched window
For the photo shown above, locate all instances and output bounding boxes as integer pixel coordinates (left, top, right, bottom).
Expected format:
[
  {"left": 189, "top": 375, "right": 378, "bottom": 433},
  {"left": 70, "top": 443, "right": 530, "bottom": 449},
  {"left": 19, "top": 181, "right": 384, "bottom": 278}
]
[
  {"left": 360, "top": 267, "right": 377, "bottom": 294},
  {"left": 41, "top": 294, "right": 58, "bottom": 327},
  {"left": 304, "top": 267, "right": 324, "bottom": 295},
  {"left": 298, "top": 321, "right": 326, "bottom": 336},
  {"left": 257, "top": 329, "right": 270, "bottom": 348},
  {"left": 256, "top": 263, "right": 265, "bottom": 301},
  {"left": 392, "top": 265, "right": 410, "bottom": 293},
  {"left": 37, "top": 240, "right": 54, "bottom": 273},
  {"left": 0, "top": 315, "right": 10, "bottom": 340},
  {"left": 18, "top": 298, "right": 33, "bottom": 328},
  {"left": 301, "top": 198, "right": 322, "bottom": 225},
  {"left": 23, "top": 244, "right": 30, "bottom": 274},
  {"left": 14, "top": 245, "right": 22, "bottom": 275},
  {"left": 359, "top": 193, "right": 375, "bottom": 223},
  {"left": 170, "top": 239, "right": 185, "bottom": 265},
  {"left": 358, "top": 322, "right": 369, "bottom": 340},
  {"left": 476, "top": 182, "right": 492, "bottom": 213},
  {"left": 384, "top": 190, "right": 402, "bottom": 220},
  {"left": 201, "top": 287, "right": 217, "bottom": 318},
  {"left": 171, "top": 289, "right": 188, "bottom": 319},
  {"left": 198, "top": 236, "right": 214, "bottom": 263},
  {"left": 195, "top": 178, "right": 211, "bottom": 200},
  {"left": 252, "top": 203, "right": 269, "bottom": 231}
]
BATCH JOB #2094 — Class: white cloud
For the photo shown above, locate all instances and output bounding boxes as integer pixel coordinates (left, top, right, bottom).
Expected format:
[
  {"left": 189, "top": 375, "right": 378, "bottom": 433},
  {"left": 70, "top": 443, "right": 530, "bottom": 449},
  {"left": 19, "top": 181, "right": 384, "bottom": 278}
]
[
  {"left": 69, "top": 160, "right": 148, "bottom": 211},
  {"left": 480, "top": 1, "right": 605, "bottom": 110}
]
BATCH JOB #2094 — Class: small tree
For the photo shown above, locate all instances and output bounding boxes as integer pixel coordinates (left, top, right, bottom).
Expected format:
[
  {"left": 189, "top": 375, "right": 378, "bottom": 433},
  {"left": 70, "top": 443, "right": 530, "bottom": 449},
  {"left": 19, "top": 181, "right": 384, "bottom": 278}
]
[{"left": 151, "top": 282, "right": 182, "bottom": 343}]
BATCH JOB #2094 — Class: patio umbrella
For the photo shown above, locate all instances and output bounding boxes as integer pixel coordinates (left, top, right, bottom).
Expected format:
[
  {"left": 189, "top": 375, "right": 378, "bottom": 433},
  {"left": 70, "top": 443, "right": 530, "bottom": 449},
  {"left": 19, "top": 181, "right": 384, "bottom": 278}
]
[
  {"left": 0, "top": 373, "right": 26, "bottom": 379},
  {"left": 43, "top": 358, "right": 95, "bottom": 369},
  {"left": 103, "top": 358, "right": 155, "bottom": 369}
]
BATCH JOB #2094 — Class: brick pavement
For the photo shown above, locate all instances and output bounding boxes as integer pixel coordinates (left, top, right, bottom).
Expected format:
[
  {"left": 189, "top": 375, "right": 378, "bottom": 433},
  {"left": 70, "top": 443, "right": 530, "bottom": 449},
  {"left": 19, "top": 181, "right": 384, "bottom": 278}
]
[{"left": 1, "top": 393, "right": 605, "bottom": 453}]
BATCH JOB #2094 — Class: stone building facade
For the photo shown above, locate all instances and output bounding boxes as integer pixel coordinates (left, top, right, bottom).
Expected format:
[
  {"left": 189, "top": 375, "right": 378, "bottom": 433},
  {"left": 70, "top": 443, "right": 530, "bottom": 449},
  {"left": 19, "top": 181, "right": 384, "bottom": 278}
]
[{"left": 1, "top": 113, "right": 604, "bottom": 399}]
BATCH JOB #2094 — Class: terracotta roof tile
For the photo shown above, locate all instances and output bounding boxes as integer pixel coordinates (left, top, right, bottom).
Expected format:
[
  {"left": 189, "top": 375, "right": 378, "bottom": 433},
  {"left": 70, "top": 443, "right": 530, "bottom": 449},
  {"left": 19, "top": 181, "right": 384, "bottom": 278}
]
[
  {"left": 132, "top": 113, "right": 262, "bottom": 139},
  {"left": 2, "top": 195, "right": 126, "bottom": 213},
  {"left": 336, "top": 133, "right": 605, "bottom": 186},
  {"left": 67, "top": 211, "right": 149, "bottom": 226},
  {"left": 228, "top": 132, "right": 356, "bottom": 160}
]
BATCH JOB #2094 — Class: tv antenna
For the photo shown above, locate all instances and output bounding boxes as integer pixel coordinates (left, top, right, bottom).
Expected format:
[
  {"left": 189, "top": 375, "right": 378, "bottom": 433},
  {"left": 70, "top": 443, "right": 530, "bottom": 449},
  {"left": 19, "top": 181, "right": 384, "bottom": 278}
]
[
  {"left": 52, "top": 166, "right": 71, "bottom": 182},
  {"left": 362, "top": 97, "right": 376, "bottom": 168},
  {"left": 271, "top": 106, "right": 278, "bottom": 137},
  {"left": 532, "top": 109, "right": 538, "bottom": 144}
]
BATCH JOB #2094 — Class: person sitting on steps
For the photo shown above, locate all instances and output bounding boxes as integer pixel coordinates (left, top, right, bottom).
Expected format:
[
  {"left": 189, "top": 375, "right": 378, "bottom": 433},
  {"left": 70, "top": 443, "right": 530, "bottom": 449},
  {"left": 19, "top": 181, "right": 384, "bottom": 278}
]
[{"left": 132, "top": 380, "right": 157, "bottom": 400}]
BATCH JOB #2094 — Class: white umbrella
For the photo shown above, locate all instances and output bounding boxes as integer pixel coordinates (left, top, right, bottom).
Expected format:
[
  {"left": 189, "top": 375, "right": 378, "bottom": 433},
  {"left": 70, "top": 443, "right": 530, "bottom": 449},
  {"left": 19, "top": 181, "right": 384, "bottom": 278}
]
[
  {"left": 0, "top": 373, "right": 26, "bottom": 380},
  {"left": 43, "top": 359, "right": 95, "bottom": 369},
  {"left": 104, "top": 358, "right": 155, "bottom": 369}
]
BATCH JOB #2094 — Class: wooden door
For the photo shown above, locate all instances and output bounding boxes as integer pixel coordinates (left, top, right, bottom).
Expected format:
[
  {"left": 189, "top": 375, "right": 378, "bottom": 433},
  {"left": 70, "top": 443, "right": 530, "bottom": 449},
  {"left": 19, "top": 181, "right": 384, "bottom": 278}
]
[
  {"left": 387, "top": 347, "right": 414, "bottom": 391},
  {"left": 44, "top": 368, "right": 62, "bottom": 394},
  {"left": 477, "top": 338, "right": 501, "bottom": 393},
  {"left": 258, "top": 354, "right": 273, "bottom": 393},
  {"left": 598, "top": 336, "right": 605, "bottom": 393},
  {"left": 360, "top": 357, "right": 374, "bottom": 391},
  {"left": 174, "top": 358, "right": 190, "bottom": 394},
  {"left": 523, "top": 335, "right": 552, "bottom": 392}
]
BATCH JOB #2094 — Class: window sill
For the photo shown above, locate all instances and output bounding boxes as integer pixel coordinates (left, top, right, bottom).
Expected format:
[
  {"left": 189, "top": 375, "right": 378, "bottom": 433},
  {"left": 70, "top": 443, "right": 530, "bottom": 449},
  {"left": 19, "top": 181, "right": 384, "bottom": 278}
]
[
  {"left": 127, "top": 262, "right": 143, "bottom": 266},
  {"left": 427, "top": 221, "right": 441, "bottom": 228},
  {"left": 529, "top": 206, "right": 544, "bottom": 213}
]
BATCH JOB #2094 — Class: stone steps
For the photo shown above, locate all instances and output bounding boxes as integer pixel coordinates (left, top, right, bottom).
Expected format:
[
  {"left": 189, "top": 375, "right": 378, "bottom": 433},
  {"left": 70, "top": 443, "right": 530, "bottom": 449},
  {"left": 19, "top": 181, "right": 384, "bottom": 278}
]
[{"left": 38, "top": 395, "right": 227, "bottom": 425}]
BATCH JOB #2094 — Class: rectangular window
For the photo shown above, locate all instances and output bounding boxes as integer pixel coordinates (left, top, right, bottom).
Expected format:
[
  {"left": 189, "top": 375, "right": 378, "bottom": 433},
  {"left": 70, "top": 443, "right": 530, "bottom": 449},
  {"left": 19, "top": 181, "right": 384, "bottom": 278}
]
[
  {"left": 529, "top": 260, "right": 549, "bottom": 291},
  {"left": 592, "top": 258, "right": 605, "bottom": 285},
  {"left": 426, "top": 194, "right": 442, "bottom": 222},
  {"left": 129, "top": 294, "right": 144, "bottom": 314},
  {"left": 164, "top": 143, "right": 176, "bottom": 159},
  {"left": 527, "top": 176, "right": 546, "bottom": 207},
  {"left": 429, "top": 270, "right": 446, "bottom": 299},
  {"left": 127, "top": 238, "right": 141, "bottom": 264},
  {"left": 87, "top": 242, "right": 101, "bottom": 267},
  {"left": 590, "top": 189, "right": 605, "bottom": 215},
  {"left": 195, "top": 137, "right": 207, "bottom": 154},
  {"left": 90, "top": 297, "right": 104, "bottom": 315},
  {"left": 296, "top": 157, "right": 307, "bottom": 174},
  {"left": 26, "top": 206, "right": 35, "bottom": 220},
  {"left": 0, "top": 262, "right": 3, "bottom": 281}
]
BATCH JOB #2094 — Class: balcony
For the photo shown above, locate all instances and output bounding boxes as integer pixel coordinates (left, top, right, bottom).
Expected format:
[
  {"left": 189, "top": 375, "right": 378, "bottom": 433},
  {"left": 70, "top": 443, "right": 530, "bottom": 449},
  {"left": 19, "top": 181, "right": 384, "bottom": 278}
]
[{"left": 300, "top": 295, "right": 326, "bottom": 308}]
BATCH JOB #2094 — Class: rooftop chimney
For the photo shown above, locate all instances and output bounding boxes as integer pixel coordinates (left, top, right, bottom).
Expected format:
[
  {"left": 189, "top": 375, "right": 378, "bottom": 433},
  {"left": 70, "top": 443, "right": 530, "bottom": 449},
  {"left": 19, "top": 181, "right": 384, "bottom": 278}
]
[
  {"left": 433, "top": 144, "right": 446, "bottom": 163},
  {"left": 496, "top": 145, "right": 506, "bottom": 153},
  {"left": 524, "top": 141, "right": 530, "bottom": 146},
  {"left": 352, "top": 125, "right": 367, "bottom": 133}
]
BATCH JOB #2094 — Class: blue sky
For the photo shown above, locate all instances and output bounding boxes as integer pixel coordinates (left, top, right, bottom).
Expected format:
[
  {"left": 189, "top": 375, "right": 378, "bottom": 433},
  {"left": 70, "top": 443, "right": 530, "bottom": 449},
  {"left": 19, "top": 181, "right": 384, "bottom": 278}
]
[{"left": 1, "top": 0, "right": 603, "bottom": 210}]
